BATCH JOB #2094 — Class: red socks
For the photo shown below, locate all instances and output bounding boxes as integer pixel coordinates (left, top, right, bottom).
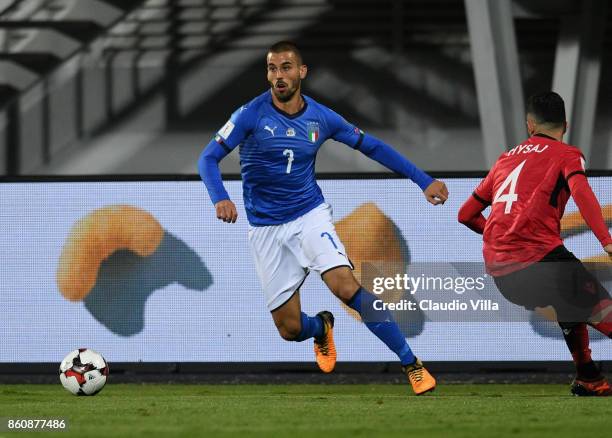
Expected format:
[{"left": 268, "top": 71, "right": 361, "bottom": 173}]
[
  {"left": 561, "top": 323, "right": 592, "bottom": 364},
  {"left": 560, "top": 323, "right": 601, "bottom": 380},
  {"left": 589, "top": 298, "right": 612, "bottom": 338}
]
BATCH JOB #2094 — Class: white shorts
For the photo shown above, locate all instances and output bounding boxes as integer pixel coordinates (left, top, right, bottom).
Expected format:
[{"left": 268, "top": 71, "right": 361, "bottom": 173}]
[{"left": 248, "top": 203, "right": 353, "bottom": 311}]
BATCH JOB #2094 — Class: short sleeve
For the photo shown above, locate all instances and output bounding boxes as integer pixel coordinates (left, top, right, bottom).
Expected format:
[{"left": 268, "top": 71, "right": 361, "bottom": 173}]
[
  {"left": 562, "top": 148, "right": 586, "bottom": 182},
  {"left": 324, "top": 107, "right": 363, "bottom": 149},
  {"left": 215, "top": 104, "right": 254, "bottom": 151}
]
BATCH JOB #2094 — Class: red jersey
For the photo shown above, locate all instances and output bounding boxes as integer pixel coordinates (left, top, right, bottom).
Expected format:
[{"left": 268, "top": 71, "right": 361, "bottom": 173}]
[{"left": 471, "top": 134, "right": 603, "bottom": 276}]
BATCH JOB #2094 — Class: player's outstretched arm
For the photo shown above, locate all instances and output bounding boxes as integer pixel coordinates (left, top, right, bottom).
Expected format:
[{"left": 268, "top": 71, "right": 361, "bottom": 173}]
[
  {"left": 198, "top": 139, "right": 238, "bottom": 223},
  {"left": 356, "top": 133, "right": 448, "bottom": 205},
  {"left": 567, "top": 173, "right": 612, "bottom": 252}
]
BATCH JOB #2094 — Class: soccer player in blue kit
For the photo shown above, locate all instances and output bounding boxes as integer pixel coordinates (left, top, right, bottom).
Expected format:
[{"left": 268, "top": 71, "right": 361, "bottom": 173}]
[{"left": 199, "top": 41, "right": 448, "bottom": 395}]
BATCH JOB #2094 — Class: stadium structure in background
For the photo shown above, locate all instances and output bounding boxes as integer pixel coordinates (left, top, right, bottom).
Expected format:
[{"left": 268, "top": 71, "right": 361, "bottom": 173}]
[{"left": 0, "top": 0, "right": 610, "bottom": 176}]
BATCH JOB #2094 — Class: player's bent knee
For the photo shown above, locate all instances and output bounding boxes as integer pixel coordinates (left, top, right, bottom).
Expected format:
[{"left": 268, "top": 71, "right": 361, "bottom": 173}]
[
  {"left": 276, "top": 321, "right": 302, "bottom": 341},
  {"left": 323, "top": 267, "right": 360, "bottom": 302},
  {"left": 329, "top": 277, "right": 360, "bottom": 302},
  {"left": 333, "top": 283, "right": 360, "bottom": 303}
]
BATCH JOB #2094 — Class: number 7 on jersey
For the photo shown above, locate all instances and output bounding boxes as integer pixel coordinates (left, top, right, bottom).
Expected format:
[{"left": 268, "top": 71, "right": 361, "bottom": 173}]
[{"left": 283, "top": 149, "right": 294, "bottom": 174}]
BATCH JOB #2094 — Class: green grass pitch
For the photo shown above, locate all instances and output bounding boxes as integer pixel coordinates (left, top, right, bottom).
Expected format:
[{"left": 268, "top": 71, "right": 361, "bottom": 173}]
[{"left": 1, "top": 384, "right": 610, "bottom": 437}]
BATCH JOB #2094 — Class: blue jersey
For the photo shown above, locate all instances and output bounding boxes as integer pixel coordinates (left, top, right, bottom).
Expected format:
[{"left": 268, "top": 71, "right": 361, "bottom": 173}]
[
  {"left": 215, "top": 92, "right": 363, "bottom": 225},
  {"left": 199, "top": 91, "right": 434, "bottom": 226}
]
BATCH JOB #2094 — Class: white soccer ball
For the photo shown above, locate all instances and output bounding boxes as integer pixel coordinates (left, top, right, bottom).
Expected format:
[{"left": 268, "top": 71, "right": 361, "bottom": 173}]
[{"left": 59, "top": 349, "right": 109, "bottom": 396}]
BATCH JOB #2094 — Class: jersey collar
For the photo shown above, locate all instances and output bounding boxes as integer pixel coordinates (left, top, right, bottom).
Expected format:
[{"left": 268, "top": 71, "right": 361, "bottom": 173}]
[
  {"left": 269, "top": 94, "right": 308, "bottom": 119},
  {"left": 533, "top": 133, "right": 557, "bottom": 141}
]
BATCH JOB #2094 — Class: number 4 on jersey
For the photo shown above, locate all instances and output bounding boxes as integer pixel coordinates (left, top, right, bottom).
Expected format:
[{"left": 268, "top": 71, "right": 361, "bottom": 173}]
[{"left": 493, "top": 160, "right": 527, "bottom": 214}]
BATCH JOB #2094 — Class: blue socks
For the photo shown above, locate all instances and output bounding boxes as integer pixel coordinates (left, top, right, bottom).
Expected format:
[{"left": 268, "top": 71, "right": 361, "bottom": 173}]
[
  {"left": 290, "top": 289, "right": 416, "bottom": 367},
  {"left": 348, "top": 287, "right": 416, "bottom": 366},
  {"left": 294, "top": 312, "right": 324, "bottom": 342}
]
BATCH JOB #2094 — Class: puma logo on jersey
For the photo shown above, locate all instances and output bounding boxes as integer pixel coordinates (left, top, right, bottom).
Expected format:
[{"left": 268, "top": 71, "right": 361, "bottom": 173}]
[
  {"left": 506, "top": 144, "right": 549, "bottom": 156},
  {"left": 264, "top": 125, "right": 277, "bottom": 136}
]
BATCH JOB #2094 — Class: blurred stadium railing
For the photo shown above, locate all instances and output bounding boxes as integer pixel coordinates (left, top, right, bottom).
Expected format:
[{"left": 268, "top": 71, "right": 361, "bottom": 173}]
[
  {"left": 0, "top": 0, "right": 146, "bottom": 174},
  {"left": 0, "top": 0, "right": 611, "bottom": 176}
]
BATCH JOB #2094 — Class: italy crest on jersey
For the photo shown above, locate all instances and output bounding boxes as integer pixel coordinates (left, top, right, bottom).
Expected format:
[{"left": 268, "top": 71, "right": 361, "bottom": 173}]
[{"left": 307, "top": 122, "right": 319, "bottom": 143}]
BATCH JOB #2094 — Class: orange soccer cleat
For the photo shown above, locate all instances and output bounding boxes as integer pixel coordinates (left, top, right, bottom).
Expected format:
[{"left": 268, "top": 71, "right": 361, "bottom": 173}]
[
  {"left": 314, "top": 311, "right": 336, "bottom": 373},
  {"left": 571, "top": 376, "right": 612, "bottom": 396},
  {"left": 402, "top": 358, "right": 436, "bottom": 395}
]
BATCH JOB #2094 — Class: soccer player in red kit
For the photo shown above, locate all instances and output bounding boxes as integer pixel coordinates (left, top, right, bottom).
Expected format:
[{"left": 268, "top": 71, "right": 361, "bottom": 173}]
[{"left": 458, "top": 92, "right": 612, "bottom": 396}]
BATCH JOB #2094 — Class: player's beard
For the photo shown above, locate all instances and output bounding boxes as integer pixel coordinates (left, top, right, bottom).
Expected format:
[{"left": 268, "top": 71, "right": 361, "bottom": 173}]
[{"left": 272, "top": 78, "right": 300, "bottom": 103}]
